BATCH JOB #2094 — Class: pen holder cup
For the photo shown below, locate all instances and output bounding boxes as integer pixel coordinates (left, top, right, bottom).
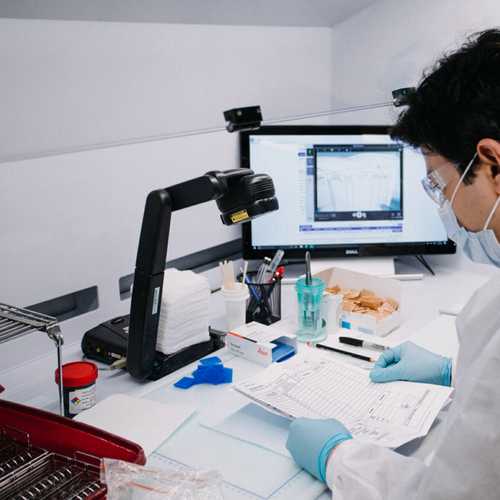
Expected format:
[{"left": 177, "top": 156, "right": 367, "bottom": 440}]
[
  {"left": 243, "top": 272, "right": 282, "bottom": 326},
  {"left": 295, "top": 277, "right": 326, "bottom": 343}
]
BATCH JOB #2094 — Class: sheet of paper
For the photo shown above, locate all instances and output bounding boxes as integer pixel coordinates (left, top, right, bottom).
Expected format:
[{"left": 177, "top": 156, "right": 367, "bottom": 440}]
[
  {"left": 75, "top": 394, "right": 195, "bottom": 456},
  {"left": 234, "top": 350, "right": 452, "bottom": 448},
  {"left": 201, "top": 403, "right": 291, "bottom": 457}
]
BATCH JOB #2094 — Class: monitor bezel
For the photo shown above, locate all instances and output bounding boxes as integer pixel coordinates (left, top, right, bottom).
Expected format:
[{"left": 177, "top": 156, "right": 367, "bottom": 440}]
[{"left": 240, "top": 125, "right": 456, "bottom": 261}]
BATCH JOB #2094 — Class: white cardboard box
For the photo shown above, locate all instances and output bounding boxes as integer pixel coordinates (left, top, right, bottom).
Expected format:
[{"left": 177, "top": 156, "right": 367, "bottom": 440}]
[
  {"left": 314, "top": 267, "right": 401, "bottom": 337},
  {"left": 226, "top": 322, "right": 297, "bottom": 366}
]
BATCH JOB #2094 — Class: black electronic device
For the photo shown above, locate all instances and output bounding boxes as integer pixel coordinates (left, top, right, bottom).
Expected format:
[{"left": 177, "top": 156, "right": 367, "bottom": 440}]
[
  {"left": 224, "top": 106, "right": 263, "bottom": 132},
  {"left": 81, "top": 315, "right": 227, "bottom": 380},
  {"left": 241, "top": 125, "right": 456, "bottom": 261},
  {"left": 392, "top": 87, "right": 416, "bottom": 107},
  {"left": 127, "top": 168, "right": 278, "bottom": 381},
  {"left": 81, "top": 315, "right": 129, "bottom": 365}
]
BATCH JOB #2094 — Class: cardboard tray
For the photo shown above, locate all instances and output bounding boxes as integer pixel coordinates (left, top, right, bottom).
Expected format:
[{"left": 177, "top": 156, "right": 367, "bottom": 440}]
[{"left": 315, "top": 267, "right": 401, "bottom": 337}]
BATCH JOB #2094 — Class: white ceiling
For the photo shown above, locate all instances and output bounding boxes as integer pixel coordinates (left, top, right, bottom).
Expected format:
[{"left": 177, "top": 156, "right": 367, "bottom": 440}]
[{"left": 0, "top": 0, "right": 378, "bottom": 27}]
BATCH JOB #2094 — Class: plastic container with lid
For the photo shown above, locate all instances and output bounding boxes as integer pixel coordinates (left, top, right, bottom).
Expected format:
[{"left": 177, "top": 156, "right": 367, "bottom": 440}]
[
  {"left": 55, "top": 361, "right": 98, "bottom": 418},
  {"left": 295, "top": 276, "right": 327, "bottom": 343}
]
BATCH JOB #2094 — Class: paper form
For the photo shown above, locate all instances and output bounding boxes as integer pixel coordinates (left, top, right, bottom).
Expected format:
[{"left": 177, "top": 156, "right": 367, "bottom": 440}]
[{"left": 234, "top": 350, "right": 452, "bottom": 448}]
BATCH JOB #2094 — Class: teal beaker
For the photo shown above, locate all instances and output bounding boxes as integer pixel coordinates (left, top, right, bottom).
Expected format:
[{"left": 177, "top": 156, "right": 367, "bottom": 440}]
[{"left": 295, "top": 277, "right": 326, "bottom": 343}]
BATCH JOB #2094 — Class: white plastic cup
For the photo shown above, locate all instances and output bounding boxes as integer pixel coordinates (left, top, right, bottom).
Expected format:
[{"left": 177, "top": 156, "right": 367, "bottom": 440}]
[
  {"left": 322, "top": 292, "right": 343, "bottom": 333},
  {"left": 222, "top": 284, "right": 250, "bottom": 330}
]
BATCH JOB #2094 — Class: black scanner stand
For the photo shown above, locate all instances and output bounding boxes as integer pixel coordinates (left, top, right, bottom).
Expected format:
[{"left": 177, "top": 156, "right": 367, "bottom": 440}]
[{"left": 126, "top": 169, "right": 278, "bottom": 381}]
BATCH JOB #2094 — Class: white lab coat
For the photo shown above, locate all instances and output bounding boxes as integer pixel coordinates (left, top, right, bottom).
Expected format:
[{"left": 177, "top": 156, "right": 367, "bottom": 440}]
[{"left": 325, "top": 276, "right": 500, "bottom": 499}]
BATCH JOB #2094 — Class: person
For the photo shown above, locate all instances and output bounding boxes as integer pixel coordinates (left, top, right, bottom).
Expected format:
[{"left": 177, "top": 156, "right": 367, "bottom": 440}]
[{"left": 286, "top": 29, "right": 500, "bottom": 499}]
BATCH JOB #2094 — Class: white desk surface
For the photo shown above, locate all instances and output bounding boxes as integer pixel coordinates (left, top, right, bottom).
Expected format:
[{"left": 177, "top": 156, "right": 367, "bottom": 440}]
[{"left": 0, "top": 254, "right": 495, "bottom": 499}]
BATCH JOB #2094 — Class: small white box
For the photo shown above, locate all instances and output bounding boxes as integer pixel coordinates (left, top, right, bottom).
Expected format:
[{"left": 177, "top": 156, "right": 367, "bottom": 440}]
[
  {"left": 226, "top": 322, "right": 297, "bottom": 366},
  {"left": 314, "top": 267, "right": 401, "bottom": 337}
]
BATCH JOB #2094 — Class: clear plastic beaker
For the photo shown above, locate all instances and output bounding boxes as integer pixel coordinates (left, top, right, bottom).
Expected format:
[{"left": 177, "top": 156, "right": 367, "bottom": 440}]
[{"left": 295, "top": 277, "right": 326, "bottom": 343}]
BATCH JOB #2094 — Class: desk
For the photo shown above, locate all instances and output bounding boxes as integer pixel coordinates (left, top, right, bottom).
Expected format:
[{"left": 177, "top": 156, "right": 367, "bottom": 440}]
[{"left": 0, "top": 255, "right": 495, "bottom": 499}]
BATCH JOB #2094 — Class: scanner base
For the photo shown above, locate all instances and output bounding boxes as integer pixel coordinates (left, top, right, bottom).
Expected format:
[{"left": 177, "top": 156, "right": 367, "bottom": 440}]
[{"left": 82, "top": 315, "right": 225, "bottom": 381}]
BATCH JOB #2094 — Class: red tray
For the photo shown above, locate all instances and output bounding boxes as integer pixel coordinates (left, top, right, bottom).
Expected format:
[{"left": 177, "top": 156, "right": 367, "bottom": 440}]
[{"left": 0, "top": 398, "right": 146, "bottom": 498}]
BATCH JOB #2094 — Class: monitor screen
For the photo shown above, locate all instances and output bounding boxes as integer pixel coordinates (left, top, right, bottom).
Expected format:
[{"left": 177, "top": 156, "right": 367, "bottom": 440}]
[{"left": 241, "top": 126, "right": 455, "bottom": 260}]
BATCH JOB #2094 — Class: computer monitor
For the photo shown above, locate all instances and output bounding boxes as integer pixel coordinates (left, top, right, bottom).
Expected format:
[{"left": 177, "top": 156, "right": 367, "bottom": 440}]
[{"left": 241, "top": 126, "right": 456, "bottom": 260}]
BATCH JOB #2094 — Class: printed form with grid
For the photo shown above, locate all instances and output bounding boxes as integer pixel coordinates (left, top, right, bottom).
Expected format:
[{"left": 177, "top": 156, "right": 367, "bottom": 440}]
[{"left": 234, "top": 348, "right": 452, "bottom": 448}]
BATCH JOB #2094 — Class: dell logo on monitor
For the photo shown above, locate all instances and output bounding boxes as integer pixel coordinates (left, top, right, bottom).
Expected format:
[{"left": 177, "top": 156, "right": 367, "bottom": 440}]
[{"left": 345, "top": 249, "right": 359, "bottom": 255}]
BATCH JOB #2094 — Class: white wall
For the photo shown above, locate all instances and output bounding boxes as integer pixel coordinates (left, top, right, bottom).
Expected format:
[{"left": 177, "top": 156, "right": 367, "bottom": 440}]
[
  {"left": 0, "top": 19, "right": 333, "bottom": 369},
  {"left": 329, "top": 0, "right": 500, "bottom": 125},
  {"left": 0, "top": 19, "right": 333, "bottom": 162},
  {"left": 0, "top": 0, "right": 378, "bottom": 28}
]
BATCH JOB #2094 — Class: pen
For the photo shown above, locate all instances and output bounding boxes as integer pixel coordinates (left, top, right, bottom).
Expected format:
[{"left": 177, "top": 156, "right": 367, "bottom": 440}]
[
  {"left": 228, "top": 331, "right": 258, "bottom": 343},
  {"left": 257, "top": 256, "right": 272, "bottom": 283},
  {"left": 339, "top": 336, "right": 387, "bottom": 351},
  {"left": 316, "top": 343, "right": 376, "bottom": 362},
  {"left": 267, "top": 249, "right": 285, "bottom": 278}
]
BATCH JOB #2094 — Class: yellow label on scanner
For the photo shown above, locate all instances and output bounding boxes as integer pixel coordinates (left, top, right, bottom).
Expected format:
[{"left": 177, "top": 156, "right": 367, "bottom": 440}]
[{"left": 230, "top": 210, "right": 250, "bottom": 223}]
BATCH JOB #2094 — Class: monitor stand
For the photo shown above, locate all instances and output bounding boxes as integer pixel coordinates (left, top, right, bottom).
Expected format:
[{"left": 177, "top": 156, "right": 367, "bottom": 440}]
[
  {"left": 310, "top": 257, "right": 395, "bottom": 276},
  {"left": 281, "top": 257, "right": 395, "bottom": 283}
]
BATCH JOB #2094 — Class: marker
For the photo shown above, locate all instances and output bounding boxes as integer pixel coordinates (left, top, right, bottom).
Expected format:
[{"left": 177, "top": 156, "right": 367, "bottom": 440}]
[
  {"left": 339, "top": 336, "right": 387, "bottom": 351},
  {"left": 316, "top": 343, "right": 376, "bottom": 362}
]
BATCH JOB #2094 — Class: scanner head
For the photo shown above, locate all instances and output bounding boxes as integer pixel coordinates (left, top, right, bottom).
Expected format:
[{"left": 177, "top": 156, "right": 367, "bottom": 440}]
[{"left": 206, "top": 169, "right": 279, "bottom": 225}]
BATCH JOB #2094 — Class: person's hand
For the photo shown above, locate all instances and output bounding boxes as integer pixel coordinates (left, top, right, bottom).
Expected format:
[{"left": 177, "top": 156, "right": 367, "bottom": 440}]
[
  {"left": 370, "top": 341, "right": 452, "bottom": 386},
  {"left": 286, "top": 418, "right": 352, "bottom": 482}
]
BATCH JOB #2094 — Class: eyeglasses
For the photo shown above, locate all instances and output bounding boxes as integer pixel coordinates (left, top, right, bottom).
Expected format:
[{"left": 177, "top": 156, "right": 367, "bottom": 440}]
[
  {"left": 421, "top": 167, "right": 450, "bottom": 206},
  {"left": 421, "top": 153, "right": 478, "bottom": 206}
]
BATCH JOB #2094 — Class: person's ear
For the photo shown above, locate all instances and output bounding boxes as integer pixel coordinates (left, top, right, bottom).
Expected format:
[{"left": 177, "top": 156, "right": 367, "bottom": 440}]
[{"left": 477, "top": 139, "right": 500, "bottom": 194}]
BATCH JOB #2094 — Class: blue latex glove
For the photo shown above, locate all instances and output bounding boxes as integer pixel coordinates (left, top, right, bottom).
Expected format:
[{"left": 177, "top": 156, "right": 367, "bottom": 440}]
[
  {"left": 370, "top": 341, "right": 452, "bottom": 386},
  {"left": 286, "top": 418, "right": 352, "bottom": 482}
]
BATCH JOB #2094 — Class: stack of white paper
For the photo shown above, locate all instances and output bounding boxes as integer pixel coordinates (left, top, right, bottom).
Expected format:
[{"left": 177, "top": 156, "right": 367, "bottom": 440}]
[
  {"left": 235, "top": 349, "right": 453, "bottom": 449},
  {"left": 156, "top": 268, "right": 210, "bottom": 354}
]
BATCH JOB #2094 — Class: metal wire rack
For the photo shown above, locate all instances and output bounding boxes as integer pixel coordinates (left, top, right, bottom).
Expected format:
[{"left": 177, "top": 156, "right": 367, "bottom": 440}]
[
  {"left": 0, "top": 303, "right": 64, "bottom": 416},
  {"left": 0, "top": 429, "right": 105, "bottom": 499}
]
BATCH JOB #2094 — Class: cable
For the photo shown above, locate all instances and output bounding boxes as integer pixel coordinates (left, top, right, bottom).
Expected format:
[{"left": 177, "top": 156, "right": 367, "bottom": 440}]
[
  {"left": 265, "top": 101, "right": 391, "bottom": 125},
  {"left": 0, "top": 101, "right": 392, "bottom": 164}
]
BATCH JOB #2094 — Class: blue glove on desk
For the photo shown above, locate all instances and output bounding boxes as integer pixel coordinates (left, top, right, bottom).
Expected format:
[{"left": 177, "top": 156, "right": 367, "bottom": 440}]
[
  {"left": 286, "top": 418, "right": 352, "bottom": 482},
  {"left": 370, "top": 341, "right": 452, "bottom": 386}
]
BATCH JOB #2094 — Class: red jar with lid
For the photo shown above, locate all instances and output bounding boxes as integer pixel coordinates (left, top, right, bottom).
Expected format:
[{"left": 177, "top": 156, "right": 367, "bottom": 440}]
[{"left": 55, "top": 361, "right": 98, "bottom": 418}]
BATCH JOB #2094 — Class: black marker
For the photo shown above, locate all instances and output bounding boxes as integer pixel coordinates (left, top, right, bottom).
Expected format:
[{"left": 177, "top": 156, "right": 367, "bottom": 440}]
[
  {"left": 339, "top": 336, "right": 387, "bottom": 351},
  {"left": 316, "top": 344, "right": 375, "bottom": 363}
]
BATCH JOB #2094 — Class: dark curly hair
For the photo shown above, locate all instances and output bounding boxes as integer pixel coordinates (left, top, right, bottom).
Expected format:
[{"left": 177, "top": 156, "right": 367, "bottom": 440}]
[{"left": 391, "top": 29, "right": 500, "bottom": 184}]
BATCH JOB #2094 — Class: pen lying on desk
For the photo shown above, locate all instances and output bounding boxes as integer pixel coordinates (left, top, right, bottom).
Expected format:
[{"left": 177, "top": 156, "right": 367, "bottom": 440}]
[
  {"left": 339, "top": 336, "right": 387, "bottom": 351},
  {"left": 316, "top": 343, "right": 377, "bottom": 363}
]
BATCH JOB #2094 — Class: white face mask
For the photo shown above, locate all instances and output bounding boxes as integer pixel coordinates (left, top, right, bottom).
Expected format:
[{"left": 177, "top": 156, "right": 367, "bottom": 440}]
[{"left": 438, "top": 153, "right": 500, "bottom": 266}]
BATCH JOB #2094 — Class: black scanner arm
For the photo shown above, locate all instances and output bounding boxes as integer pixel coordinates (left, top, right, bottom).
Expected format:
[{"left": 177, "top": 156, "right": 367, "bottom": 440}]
[
  {"left": 127, "top": 169, "right": 278, "bottom": 380},
  {"left": 127, "top": 173, "right": 230, "bottom": 380}
]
